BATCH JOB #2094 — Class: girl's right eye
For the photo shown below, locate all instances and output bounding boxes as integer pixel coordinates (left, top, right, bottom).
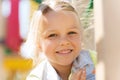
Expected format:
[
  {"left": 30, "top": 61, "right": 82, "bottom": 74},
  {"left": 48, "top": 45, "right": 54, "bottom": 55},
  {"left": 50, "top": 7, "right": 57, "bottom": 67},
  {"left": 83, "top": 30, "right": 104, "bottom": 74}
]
[{"left": 48, "top": 34, "right": 58, "bottom": 38}]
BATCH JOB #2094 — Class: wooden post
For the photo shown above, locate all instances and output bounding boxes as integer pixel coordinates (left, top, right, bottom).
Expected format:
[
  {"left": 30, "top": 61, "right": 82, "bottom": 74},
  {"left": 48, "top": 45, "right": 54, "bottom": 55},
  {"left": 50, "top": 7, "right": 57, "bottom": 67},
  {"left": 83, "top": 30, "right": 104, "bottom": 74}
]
[{"left": 94, "top": 0, "right": 120, "bottom": 80}]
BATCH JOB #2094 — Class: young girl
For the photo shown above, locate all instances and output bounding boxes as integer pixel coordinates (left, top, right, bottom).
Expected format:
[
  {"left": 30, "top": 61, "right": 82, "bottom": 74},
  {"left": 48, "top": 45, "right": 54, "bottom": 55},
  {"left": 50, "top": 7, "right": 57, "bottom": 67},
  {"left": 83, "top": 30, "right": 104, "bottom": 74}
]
[{"left": 23, "top": 0, "right": 95, "bottom": 80}]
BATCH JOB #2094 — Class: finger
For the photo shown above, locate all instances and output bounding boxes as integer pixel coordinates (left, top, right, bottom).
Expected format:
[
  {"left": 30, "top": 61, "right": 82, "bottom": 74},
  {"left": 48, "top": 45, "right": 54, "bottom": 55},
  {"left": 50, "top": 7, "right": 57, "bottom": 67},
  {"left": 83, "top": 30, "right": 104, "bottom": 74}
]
[
  {"left": 75, "top": 69, "right": 83, "bottom": 80},
  {"left": 92, "top": 69, "right": 95, "bottom": 74},
  {"left": 80, "top": 68, "right": 86, "bottom": 80}
]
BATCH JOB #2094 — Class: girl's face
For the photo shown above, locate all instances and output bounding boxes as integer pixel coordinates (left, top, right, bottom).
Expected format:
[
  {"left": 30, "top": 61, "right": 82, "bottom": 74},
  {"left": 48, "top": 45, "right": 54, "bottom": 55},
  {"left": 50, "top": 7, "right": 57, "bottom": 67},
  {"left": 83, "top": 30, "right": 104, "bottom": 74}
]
[{"left": 39, "top": 10, "right": 82, "bottom": 67}]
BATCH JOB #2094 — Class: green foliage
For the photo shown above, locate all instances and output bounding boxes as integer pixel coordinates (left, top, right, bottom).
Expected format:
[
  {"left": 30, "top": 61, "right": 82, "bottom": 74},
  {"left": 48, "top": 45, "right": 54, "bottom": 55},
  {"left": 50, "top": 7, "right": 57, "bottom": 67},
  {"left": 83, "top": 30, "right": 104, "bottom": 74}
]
[
  {"left": 35, "top": 0, "right": 42, "bottom": 3},
  {"left": 4, "top": 46, "right": 12, "bottom": 55},
  {"left": 81, "top": 0, "right": 94, "bottom": 29},
  {"left": 88, "top": 0, "right": 93, "bottom": 9}
]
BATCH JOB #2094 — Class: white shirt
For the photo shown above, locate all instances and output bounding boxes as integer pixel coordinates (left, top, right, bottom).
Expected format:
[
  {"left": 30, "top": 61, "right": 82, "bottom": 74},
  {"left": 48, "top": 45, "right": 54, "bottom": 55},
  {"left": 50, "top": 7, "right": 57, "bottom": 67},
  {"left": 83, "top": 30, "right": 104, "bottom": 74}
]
[{"left": 26, "top": 50, "right": 95, "bottom": 80}]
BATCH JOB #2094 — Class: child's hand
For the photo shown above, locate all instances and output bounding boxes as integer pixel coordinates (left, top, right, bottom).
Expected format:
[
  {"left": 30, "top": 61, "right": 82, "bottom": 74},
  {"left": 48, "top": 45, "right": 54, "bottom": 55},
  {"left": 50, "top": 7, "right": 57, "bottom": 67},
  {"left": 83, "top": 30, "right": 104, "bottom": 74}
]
[{"left": 71, "top": 68, "right": 86, "bottom": 80}]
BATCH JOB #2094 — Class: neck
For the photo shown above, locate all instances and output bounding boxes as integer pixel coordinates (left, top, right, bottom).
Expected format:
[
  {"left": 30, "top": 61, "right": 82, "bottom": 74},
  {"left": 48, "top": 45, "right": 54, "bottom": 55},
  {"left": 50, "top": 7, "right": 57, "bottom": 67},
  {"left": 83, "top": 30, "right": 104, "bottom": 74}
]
[{"left": 51, "top": 63, "right": 72, "bottom": 80}]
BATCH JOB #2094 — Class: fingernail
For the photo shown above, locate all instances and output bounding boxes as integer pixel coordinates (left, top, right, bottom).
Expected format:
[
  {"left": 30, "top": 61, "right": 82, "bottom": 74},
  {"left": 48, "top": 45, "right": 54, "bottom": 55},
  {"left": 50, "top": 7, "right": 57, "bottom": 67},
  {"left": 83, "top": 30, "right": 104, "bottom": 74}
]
[
  {"left": 82, "top": 68, "right": 86, "bottom": 73},
  {"left": 83, "top": 70, "right": 85, "bottom": 73}
]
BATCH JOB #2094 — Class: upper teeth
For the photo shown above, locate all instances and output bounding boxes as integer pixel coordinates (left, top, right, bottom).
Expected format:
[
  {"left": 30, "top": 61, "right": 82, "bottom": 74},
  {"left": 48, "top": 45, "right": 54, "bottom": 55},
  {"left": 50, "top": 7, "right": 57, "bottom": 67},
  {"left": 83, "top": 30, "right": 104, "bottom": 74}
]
[{"left": 56, "top": 49, "right": 72, "bottom": 54}]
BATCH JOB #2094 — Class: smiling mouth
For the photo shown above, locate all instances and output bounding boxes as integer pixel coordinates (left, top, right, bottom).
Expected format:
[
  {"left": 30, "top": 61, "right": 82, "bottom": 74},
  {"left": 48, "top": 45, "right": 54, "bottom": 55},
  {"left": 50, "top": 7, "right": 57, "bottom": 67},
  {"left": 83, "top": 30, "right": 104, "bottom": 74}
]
[{"left": 56, "top": 49, "right": 73, "bottom": 54}]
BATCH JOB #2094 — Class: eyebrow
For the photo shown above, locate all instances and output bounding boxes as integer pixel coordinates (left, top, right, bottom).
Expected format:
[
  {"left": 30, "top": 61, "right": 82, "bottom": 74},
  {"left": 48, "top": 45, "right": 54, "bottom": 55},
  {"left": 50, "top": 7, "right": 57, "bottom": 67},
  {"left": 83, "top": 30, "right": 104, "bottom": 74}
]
[
  {"left": 67, "top": 25, "right": 80, "bottom": 30},
  {"left": 42, "top": 30, "right": 57, "bottom": 36}
]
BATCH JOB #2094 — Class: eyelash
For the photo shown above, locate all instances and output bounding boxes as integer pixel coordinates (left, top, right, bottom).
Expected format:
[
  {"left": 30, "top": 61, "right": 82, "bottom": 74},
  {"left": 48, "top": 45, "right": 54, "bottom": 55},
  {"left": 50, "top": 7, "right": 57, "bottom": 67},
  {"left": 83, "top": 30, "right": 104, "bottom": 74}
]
[
  {"left": 68, "top": 31, "right": 77, "bottom": 35},
  {"left": 47, "top": 31, "right": 78, "bottom": 38},
  {"left": 48, "top": 34, "right": 57, "bottom": 37}
]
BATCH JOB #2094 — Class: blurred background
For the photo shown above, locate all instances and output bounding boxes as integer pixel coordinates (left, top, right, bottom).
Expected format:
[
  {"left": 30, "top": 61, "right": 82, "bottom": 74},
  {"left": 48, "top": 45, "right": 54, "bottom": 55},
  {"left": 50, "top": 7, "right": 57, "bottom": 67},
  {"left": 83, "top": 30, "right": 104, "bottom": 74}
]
[
  {"left": 0, "top": 0, "right": 42, "bottom": 80},
  {"left": 0, "top": 0, "right": 94, "bottom": 80},
  {"left": 1, "top": 0, "right": 120, "bottom": 80}
]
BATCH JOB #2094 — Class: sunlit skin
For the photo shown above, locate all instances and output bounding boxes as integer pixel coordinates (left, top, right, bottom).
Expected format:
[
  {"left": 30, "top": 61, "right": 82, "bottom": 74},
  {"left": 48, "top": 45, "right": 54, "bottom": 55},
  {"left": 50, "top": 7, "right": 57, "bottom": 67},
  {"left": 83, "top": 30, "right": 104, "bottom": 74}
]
[{"left": 38, "top": 10, "right": 86, "bottom": 80}]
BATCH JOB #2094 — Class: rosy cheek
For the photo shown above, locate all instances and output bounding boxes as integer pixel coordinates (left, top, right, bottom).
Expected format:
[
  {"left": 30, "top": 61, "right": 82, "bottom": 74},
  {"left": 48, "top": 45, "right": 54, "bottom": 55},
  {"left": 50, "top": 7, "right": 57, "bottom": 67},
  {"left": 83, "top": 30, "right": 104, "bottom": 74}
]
[
  {"left": 71, "top": 39, "right": 81, "bottom": 44},
  {"left": 44, "top": 41, "right": 55, "bottom": 48},
  {"left": 75, "top": 40, "right": 81, "bottom": 48}
]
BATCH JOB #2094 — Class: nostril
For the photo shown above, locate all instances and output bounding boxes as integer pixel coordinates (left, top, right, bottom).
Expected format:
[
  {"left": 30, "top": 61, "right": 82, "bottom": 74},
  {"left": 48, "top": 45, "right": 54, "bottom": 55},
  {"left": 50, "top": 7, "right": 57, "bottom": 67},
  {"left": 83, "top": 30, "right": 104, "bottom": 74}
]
[
  {"left": 60, "top": 41, "right": 70, "bottom": 46},
  {"left": 59, "top": 37, "right": 70, "bottom": 46}
]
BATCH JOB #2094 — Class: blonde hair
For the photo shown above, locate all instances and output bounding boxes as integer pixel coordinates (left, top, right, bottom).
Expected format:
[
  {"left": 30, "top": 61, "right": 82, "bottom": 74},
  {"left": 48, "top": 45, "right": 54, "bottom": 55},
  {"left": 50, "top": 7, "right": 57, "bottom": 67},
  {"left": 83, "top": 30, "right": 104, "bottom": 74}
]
[{"left": 21, "top": 0, "right": 83, "bottom": 64}]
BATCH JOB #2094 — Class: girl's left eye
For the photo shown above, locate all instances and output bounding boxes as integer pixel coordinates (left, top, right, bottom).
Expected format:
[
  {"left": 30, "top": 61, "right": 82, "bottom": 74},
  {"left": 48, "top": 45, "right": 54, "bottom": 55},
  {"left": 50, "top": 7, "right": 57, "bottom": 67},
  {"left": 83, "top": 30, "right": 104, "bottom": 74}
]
[{"left": 68, "top": 31, "right": 77, "bottom": 35}]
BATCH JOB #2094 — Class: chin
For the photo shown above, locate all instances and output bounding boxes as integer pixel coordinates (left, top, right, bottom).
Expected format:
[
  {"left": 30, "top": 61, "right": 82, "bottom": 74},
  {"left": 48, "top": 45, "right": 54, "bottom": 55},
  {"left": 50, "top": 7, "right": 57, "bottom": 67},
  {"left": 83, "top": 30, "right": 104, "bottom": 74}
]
[{"left": 57, "top": 60, "right": 73, "bottom": 66}]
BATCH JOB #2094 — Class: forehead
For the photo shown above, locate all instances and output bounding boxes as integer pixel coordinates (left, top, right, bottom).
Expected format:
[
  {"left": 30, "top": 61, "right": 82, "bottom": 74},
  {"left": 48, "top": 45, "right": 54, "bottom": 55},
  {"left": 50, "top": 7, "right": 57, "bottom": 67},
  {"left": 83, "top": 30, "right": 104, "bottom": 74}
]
[
  {"left": 41, "top": 10, "right": 80, "bottom": 28},
  {"left": 45, "top": 10, "right": 78, "bottom": 21}
]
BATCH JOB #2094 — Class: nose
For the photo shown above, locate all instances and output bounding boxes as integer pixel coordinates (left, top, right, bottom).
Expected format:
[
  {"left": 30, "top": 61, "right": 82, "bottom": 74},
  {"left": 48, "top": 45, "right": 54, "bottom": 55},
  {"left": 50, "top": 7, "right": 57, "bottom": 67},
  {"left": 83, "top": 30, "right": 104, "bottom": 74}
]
[{"left": 59, "top": 37, "right": 70, "bottom": 46}]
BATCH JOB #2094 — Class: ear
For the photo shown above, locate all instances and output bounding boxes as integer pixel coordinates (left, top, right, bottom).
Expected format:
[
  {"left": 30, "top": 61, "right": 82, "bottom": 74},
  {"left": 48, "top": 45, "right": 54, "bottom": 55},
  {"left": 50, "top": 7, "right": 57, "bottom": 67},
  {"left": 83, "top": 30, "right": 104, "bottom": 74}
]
[
  {"left": 37, "top": 44, "right": 42, "bottom": 51},
  {"left": 34, "top": 44, "right": 42, "bottom": 60}
]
